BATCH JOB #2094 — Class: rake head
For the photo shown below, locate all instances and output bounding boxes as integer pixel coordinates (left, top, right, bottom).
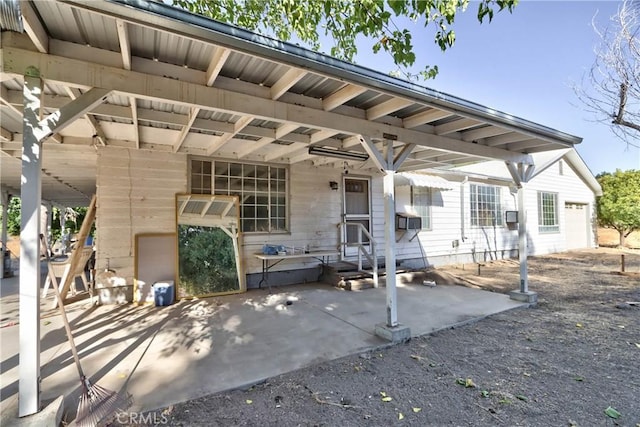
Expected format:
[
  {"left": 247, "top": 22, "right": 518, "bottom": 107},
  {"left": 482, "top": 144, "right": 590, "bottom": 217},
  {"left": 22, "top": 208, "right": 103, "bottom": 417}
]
[{"left": 76, "top": 377, "right": 133, "bottom": 427}]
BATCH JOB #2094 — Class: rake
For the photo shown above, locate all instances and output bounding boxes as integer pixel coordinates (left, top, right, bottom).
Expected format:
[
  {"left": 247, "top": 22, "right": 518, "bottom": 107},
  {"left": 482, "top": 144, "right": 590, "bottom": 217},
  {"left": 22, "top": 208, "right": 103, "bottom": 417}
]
[{"left": 49, "top": 270, "right": 132, "bottom": 426}]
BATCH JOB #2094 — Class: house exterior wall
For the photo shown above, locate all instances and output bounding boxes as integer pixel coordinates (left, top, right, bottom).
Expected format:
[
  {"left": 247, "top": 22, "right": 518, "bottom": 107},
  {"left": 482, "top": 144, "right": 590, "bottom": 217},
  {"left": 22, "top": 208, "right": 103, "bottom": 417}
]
[
  {"left": 95, "top": 149, "right": 597, "bottom": 289},
  {"left": 395, "top": 158, "right": 598, "bottom": 269},
  {"left": 96, "top": 147, "right": 187, "bottom": 283}
]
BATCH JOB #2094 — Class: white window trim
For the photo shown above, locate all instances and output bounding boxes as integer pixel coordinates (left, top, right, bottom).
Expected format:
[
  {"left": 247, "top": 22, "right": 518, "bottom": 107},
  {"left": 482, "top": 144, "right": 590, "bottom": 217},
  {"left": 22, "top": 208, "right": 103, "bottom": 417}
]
[
  {"left": 538, "top": 191, "right": 559, "bottom": 233},
  {"left": 469, "top": 183, "right": 503, "bottom": 227},
  {"left": 189, "top": 157, "right": 289, "bottom": 234},
  {"left": 411, "top": 186, "right": 432, "bottom": 231}
]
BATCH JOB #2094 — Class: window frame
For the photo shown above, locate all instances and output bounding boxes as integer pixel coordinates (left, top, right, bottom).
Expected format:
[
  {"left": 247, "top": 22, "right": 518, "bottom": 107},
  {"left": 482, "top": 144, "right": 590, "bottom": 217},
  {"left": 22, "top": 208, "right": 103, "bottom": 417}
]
[
  {"left": 469, "top": 183, "right": 503, "bottom": 227},
  {"left": 189, "top": 157, "right": 289, "bottom": 234},
  {"left": 411, "top": 186, "right": 432, "bottom": 231},
  {"left": 537, "top": 191, "right": 559, "bottom": 233}
]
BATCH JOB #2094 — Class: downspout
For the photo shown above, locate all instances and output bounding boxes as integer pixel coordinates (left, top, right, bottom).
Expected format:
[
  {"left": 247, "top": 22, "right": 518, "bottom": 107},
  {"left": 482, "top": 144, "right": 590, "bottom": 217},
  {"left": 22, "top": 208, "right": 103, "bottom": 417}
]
[{"left": 460, "top": 176, "right": 468, "bottom": 242}]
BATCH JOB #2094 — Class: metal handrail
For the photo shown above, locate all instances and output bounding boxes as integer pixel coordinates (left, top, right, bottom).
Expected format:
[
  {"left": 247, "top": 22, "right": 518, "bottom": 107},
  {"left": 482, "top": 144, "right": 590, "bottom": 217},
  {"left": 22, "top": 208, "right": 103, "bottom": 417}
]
[{"left": 338, "top": 222, "right": 378, "bottom": 288}]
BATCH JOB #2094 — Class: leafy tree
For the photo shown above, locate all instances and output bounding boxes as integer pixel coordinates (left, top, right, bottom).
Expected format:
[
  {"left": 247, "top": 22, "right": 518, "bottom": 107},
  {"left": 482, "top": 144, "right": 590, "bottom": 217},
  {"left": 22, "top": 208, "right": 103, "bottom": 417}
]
[
  {"left": 172, "top": 0, "right": 517, "bottom": 80},
  {"left": 596, "top": 169, "right": 640, "bottom": 247},
  {"left": 178, "top": 225, "right": 239, "bottom": 296},
  {"left": 1, "top": 197, "right": 22, "bottom": 236}
]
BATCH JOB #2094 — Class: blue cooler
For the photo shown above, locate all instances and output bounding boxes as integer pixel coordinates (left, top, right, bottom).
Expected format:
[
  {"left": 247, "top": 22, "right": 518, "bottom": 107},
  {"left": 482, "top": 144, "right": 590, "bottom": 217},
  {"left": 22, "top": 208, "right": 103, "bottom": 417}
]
[{"left": 153, "top": 281, "right": 175, "bottom": 307}]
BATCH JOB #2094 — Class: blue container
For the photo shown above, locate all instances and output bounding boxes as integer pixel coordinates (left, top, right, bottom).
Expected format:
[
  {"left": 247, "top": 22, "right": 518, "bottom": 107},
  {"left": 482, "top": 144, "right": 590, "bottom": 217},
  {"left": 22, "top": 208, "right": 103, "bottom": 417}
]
[{"left": 153, "top": 281, "right": 175, "bottom": 307}]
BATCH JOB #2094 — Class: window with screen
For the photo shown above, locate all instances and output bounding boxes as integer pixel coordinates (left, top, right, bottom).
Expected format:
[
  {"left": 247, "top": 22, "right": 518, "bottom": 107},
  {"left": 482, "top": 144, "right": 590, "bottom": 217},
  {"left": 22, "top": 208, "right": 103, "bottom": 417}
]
[
  {"left": 470, "top": 184, "right": 503, "bottom": 227},
  {"left": 411, "top": 187, "right": 432, "bottom": 230},
  {"left": 190, "top": 159, "right": 288, "bottom": 233}
]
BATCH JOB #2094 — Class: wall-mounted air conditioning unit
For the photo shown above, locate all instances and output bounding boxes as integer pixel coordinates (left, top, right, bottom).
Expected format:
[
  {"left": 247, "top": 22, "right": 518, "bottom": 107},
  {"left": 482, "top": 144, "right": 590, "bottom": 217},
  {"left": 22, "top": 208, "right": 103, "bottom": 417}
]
[{"left": 396, "top": 212, "right": 422, "bottom": 230}]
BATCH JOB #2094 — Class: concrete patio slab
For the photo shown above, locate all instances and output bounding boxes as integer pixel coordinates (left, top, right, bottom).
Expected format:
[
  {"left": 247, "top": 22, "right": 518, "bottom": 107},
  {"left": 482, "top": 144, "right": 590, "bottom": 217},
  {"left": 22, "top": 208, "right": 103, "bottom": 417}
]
[{"left": 1, "top": 275, "right": 526, "bottom": 425}]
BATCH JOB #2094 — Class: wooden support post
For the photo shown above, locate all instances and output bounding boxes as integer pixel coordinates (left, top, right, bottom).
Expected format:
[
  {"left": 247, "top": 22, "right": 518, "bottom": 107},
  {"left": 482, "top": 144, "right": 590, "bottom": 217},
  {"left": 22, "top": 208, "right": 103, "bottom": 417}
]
[
  {"left": 19, "top": 68, "right": 43, "bottom": 417},
  {"left": 1, "top": 190, "right": 9, "bottom": 255},
  {"left": 517, "top": 184, "right": 528, "bottom": 293},
  {"left": 621, "top": 254, "right": 625, "bottom": 273},
  {"left": 383, "top": 140, "right": 398, "bottom": 328},
  {"left": 56, "top": 195, "right": 96, "bottom": 306}
]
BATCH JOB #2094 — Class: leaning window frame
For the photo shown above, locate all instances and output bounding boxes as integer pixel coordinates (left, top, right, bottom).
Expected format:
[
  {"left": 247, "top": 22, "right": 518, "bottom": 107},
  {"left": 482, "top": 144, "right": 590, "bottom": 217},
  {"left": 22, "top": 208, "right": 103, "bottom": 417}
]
[
  {"left": 469, "top": 183, "right": 503, "bottom": 227},
  {"left": 411, "top": 186, "right": 432, "bottom": 231},
  {"left": 188, "top": 157, "right": 289, "bottom": 234},
  {"left": 537, "top": 191, "right": 559, "bottom": 233}
]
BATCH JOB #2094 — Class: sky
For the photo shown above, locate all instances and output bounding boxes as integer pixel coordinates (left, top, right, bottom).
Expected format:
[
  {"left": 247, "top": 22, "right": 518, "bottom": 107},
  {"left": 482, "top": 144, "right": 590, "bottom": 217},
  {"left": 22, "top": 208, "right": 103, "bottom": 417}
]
[{"left": 343, "top": 1, "right": 639, "bottom": 175}]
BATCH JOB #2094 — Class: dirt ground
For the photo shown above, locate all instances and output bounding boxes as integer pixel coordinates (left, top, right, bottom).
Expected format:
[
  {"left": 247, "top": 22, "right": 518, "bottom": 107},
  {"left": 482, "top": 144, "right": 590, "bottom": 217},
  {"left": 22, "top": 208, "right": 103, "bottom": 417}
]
[{"left": 133, "top": 248, "right": 639, "bottom": 427}]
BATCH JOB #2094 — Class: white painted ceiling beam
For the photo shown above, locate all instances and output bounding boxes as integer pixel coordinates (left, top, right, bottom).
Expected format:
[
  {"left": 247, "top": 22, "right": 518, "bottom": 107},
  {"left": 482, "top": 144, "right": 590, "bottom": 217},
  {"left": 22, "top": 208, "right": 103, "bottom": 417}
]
[
  {"left": 271, "top": 68, "right": 306, "bottom": 100},
  {"left": 234, "top": 137, "right": 275, "bottom": 158},
  {"left": 206, "top": 48, "right": 231, "bottom": 86},
  {"left": 115, "top": 19, "right": 131, "bottom": 70},
  {"left": 462, "top": 125, "right": 511, "bottom": 142},
  {"left": 366, "top": 98, "right": 413, "bottom": 121},
  {"left": 2, "top": 48, "right": 533, "bottom": 164},
  {"left": 129, "top": 97, "right": 139, "bottom": 149},
  {"left": 485, "top": 132, "right": 530, "bottom": 147},
  {"left": 322, "top": 84, "right": 367, "bottom": 111},
  {"left": 403, "top": 108, "right": 453, "bottom": 129},
  {"left": 1, "top": 127, "right": 13, "bottom": 141},
  {"left": 173, "top": 107, "right": 199, "bottom": 152},
  {"left": 21, "top": 1, "right": 49, "bottom": 53},
  {"left": 64, "top": 87, "right": 108, "bottom": 146},
  {"left": 34, "top": 87, "right": 110, "bottom": 143},
  {"left": 435, "top": 118, "right": 480, "bottom": 136},
  {"left": 207, "top": 115, "right": 253, "bottom": 155}
]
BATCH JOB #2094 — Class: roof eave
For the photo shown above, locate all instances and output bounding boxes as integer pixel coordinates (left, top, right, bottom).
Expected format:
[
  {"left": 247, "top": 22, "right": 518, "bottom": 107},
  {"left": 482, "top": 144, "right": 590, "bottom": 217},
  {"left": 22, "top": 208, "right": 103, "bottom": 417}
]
[{"left": 63, "top": 0, "right": 582, "bottom": 147}]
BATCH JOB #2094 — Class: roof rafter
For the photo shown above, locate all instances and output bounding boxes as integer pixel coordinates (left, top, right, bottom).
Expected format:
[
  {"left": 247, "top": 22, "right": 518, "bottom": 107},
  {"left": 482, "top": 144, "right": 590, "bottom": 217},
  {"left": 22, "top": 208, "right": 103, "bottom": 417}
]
[
  {"left": 271, "top": 67, "right": 307, "bottom": 100},
  {"left": 64, "top": 87, "right": 108, "bottom": 146},
  {"left": 322, "top": 84, "right": 367, "bottom": 111},
  {"left": 2, "top": 47, "right": 533, "bottom": 164},
  {"left": 21, "top": 1, "right": 48, "bottom": 53},
  {"left": 366, "top": 98, "right": 413, "bottom": 121}
]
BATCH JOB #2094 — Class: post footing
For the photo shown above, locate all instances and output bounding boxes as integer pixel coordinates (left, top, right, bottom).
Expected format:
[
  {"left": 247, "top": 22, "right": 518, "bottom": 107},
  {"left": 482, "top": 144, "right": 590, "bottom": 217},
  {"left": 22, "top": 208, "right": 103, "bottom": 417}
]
[
  {"left": 509, "top": 290, "right": 538, "bottom": 304},
  {"left": 375, "top": 323, "right": 411, "bottom": 343}
]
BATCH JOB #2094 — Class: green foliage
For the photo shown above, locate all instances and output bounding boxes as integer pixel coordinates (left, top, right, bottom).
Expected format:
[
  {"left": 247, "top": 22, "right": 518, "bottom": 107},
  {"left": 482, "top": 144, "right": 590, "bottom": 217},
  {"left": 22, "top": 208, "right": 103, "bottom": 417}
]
[
  {"left": 0, "top": 199, "right": 93, "bottom": 241},
  {"left": 178, "top": 225, "right": 239, "bottom": 296},
  {"left": 596, "top": 169, "right": 640, "bottom": 246},
  {"left": 0, "top": 197, "right": 22, "bottom": 236},
  {"left": 172, "top": 0, "right": 517, "bottom": 80}
]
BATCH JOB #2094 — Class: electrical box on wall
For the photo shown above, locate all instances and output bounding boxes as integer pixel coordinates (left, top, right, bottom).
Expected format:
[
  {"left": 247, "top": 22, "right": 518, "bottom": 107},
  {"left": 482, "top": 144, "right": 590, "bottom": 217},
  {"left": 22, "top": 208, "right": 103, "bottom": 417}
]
[
  {"left": 396, "top": 212, "right": 422, "bottom": 230},
  {"left": 505, "top": 211, "right": 518, "bottom": 224}
]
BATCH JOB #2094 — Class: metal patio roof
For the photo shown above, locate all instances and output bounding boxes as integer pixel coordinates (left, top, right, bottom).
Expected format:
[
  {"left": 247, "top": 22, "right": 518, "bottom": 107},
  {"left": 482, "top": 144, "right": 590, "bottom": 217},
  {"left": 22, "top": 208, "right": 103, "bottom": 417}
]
[{"left": 0, "top": 0, "right": 581, "bottom": 206}]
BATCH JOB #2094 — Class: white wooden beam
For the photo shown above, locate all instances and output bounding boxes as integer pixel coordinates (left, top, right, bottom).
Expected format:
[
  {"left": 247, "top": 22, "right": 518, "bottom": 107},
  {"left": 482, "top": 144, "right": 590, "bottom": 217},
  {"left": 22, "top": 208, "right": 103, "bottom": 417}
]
[
  {"left": 435, "top": 118, "right": 480, "bottom": 135},
  {"left": 366, "top": 98, "right": 413, "bottom": 121},
  {"left": 382, "top": 140, "right": 398, "bottom": 328},
  {"left": 0, "top": 126, "right": 13, "bottom": 141},
  {"left": 462, "top": 125, "right": 511, "bottom": 142},
  {"left": 130, "top": 96, "right": 139, "bottom": 149},
  {"left": 21, "top": 1, "right": 48, "bottom": 53},
  {"left": 234, "top": 136, "right": 275, "bottom": 158},
  {"left": 19, "top": 70, "right": 42, "bottom": 417},
  {"left": 115, "top": 19, "right": 132, "bottom": 70},
  {"left": 263, "top": 142, "right": 301, "bottom": 162},
  {"left": 403, "top": 108, "right": 452, "bottom": 129},
  {"left": 358, "top": 135, "right": 386, "bottom": 171},
  {"left": 205, "top": 48, "right": 230, "bottom": 86},
  {"left": 173, "top": 107, "right": 199, "bottom": 152},
  {"left": 275, "top": 123, "right": 299, "bottom": 140},
  {"left": 485, "top": 132, "right": 529, "bottom": 147},
  {"left": 2, "top": 48, "right": 533, "bottom": 165},
  {"left": 65, "top": 87, "right": 108, "bottom": 146},
  {"left": 309, "top": 130, "right": 338, "bottom": 144},
  {"left": 322, "top": 84, "right": 367, "bottom": 111},
  {"left": 271, "top": 68, "right": 306, "bottom": 100},
  {"left": 35, "top": 87, "right": 110, "bottom": 142},
  {"left": 393, "top": 143, "right": 416, "bottom": 170},
  {"left": 206, "top": 115, "right": 253, "bottom": 155}
]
